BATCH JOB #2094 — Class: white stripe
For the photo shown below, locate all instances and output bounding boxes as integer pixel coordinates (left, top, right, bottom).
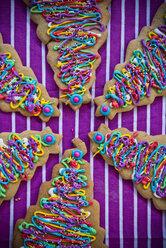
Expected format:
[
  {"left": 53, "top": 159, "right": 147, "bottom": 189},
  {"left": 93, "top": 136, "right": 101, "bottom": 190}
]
[
  {"left": 133, "top": 187, "right": 138, "bottom": 248},
  {"left": 162, "top": 97, "right": 166, "bottom": 247},
  {"left": 26, "top": 7, "right": 30, "bottom": 68},
  {"left": 135, "top": 0, "right": 139, "bottom": 39},
  {"left": 9, "top": 198, "right": 14, "bottom": 248},
  {"left": 146, "top": 2, "right": 151, "bottom": 247},
  {"left": 11, "top": 0, "right": 14, "bottom": 47},
  {"left": 26, "top": 6, "right": 31, "bottom": 210},
  {"left": 59, "top": 101, "right": 63, "bottom": 161},
  {"left": 90, "top": 84, "right": 95, "bottom": 180},
  {"left": 106, "top": 5, "right": 111, "bottom": 82},
  {"left": 147, "top": 71, "right": 151, "bottom": 247},
  {"left": 9, "top": 1, "right": 15, "bottom": 247},
  {"left": 9, "top": 114, "right": 15, "bottom": 247},
  {"left": 118, "top": 112, "right": 122, "bottom": 128},
  {"left": 41, "top": 42, "right": 46, "bottom": 121},
  {"left": 146, "top": 101, "right": 150, "bottom": 136},
  {"left": 105, "top": 117, "right": 109, "bottom": 247},
  {"left": 134, "top": 1, "right": 139, "bottom": 247},
  {"left": 147, "top": 199, "right": 151, "bottom": 248},
  {"left": 26, "top": 8, "right": 30, "bottom": 130},
  {"left": 162, "top": 96, "right": 166, "bottom": 135},
  {"left": 120, "top": 0, "right": 125, "bottom": 63},
  {"left": 133, "top": 109, "right": 138, "bottom": 248},
  {"left": 104, "top": 5, "right": 111, "bottom": 246},
  {"left": 75, "top": 110, "right": 79, "bottom": 138},
  {"left": 26, "top": 181, "right": 31, "bottom": 210},
  {"left": 119, "top": 0, "right": 125, "bottom": 247},
  {"left": 133, "top": 108, "right": 137, "bottom": 132},
  {"left": 104, "top": 161, "right": 109, "bottom": 245},
  {"left": 42, "top": 43, "right": 46, "bottom": 88},
  {"left": 119, "top": 175, "right": 123, "bottom": 248},
  {"left": 42, "top": 43, "right": 46, "bottom": 183},
  {"left": 146, "top": 0, "right": 150, "bottom": 27},
  {"left": 118, "top": 86, "right": 123, "bottom": 243}
]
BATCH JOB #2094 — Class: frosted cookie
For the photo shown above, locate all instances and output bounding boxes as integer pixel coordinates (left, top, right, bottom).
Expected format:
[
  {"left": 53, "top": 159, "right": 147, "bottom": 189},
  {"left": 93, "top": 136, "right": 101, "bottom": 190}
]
[
  {"left": 0, "top": 127, "right": 62, "bottom": 205},
  {"left": 0, "top": 33, "right": 60, "bottom": 121},
  {"left": 13, "top": 138, "right": 107, "bottom": 248},
  {"left": 95, "top": 3, "right": 166, "bottom": 119},
  {"left": 24, "top": 0, "right": 111, "bottom": 110},
  {"left": 89, "top": 124, "right": 166, "bottom": 210}
]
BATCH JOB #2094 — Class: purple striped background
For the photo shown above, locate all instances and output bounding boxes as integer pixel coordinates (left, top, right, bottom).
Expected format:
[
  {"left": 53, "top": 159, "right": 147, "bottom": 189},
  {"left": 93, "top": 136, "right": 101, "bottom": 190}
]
[{"left": 0, "top": 0, "right": 166, "bottom": 247}]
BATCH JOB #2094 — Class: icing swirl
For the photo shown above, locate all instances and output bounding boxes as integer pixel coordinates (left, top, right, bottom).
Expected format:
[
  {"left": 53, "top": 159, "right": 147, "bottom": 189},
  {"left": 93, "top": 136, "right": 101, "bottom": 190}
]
[
  {"left": 28, "top": 0, "right": 105, "bottom": 106},
  {"left": 19, "top": 149, "right": 96, "bottom": 247},
  {"left": 0, "top": 133, "right": 55, "bottom": 198},
  {"left": 93, "top": 132, "right": 166, "bottom": 198},
  {"left": 0, "top": 53, "right": 55, "bottom": 117},
  {"left": 100, "top": 23, "right": 166, "bottom": 115}
]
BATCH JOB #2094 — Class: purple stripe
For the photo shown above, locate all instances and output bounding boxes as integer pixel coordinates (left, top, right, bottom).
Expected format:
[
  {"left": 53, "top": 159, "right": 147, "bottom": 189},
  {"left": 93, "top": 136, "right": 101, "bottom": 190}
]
[
  {"left": 122, "top": 1, "right": 135, "bottom": 247},
  {"left": 151, "top": 204, "right": 163, "bottom": 248},
  {"left": 62, "top": 105, "right": 75, "bottom": 151},
  {"left": 137, "top": 194, "right": 148, "bottom": 247},
  {"left": 0, "top": 201, "right": 10, "bottom": 247},
  {"left": 14, "top": 0, "right": 26, "bottom": 65},
  {"left": 94, "top": 156, "right": 106, "bottom": 228},
  {"left": 0, "top": 2, "right": 11, "bottom": 44},
  {"left": 108, "top": 165, "right": 120, "bottom": 243},
  {"left": 79, "top": 103, "right": 91, "bottom": 161},
  {"left": 149, "top": 1, "right": 164, "bottom": 248},
  {"left": 107, "top": 0, "right": 122, "bottom": 246}
]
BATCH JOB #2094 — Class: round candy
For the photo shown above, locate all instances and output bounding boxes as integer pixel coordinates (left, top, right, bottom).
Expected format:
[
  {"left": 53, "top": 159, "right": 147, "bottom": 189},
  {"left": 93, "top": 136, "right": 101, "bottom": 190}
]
[
  {"left": 42, "top": 105, "right": 54, "bottom": 116},
  {"left": 72, "top": 149, "right": 83, "bottom": 160},
  {"left": 43, "top": 134, "right": 56, "bottom": 145},
  {"left": 93, "top": 132, "right": 105, "bottom": 144},
  {"left": 70, "top": 94, "right": 83, "bottom": 105},
  {"left": 100, "top": 104, "right": 111, "bottom": 116}
]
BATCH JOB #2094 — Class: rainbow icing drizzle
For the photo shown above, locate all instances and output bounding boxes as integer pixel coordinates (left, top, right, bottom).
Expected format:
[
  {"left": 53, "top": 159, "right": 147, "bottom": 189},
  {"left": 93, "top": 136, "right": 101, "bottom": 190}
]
[
  {"left": 100, "top": 22, "right": 166, "bottom": 116},
  {"left": 0, "top": 53, "right": 55, "bottom": 117},
  {"left": 0, "top": 133, "right": 56, "bottom": 198},
  {"left": 19, "top": 149, "right": 97, "bottom": 247},
  {"left": 93, "top": 131, "right": 166, "bottom": 198},
  {"left": 28, "top": 0, "right": 105, "bottom": 106}
]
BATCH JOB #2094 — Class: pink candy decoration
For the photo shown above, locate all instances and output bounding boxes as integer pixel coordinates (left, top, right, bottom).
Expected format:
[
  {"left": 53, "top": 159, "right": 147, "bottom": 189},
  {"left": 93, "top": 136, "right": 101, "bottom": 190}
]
[
  {"left": 73, "top": 97, "right": 80, "bottom": 103},
  {"left": 102, "top": 106, "right": 108, "bottom": 112},
  {"left": 46, "top": 136, "right": 52, "bottom": 142},
  {"left": 74, "top": 151, "right": 80, "bottom": 158},
  {"left": 44, "top": 107, "right": 51, "bottom": 113},
  {"left": 96, "top": 135, "right": 102, "bottom": 141}
]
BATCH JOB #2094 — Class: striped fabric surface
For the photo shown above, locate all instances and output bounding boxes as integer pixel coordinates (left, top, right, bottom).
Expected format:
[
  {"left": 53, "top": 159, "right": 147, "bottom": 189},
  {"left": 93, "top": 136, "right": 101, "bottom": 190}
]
[{"left": 0, "top": 0, "right": 166, "bottom": 247}]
